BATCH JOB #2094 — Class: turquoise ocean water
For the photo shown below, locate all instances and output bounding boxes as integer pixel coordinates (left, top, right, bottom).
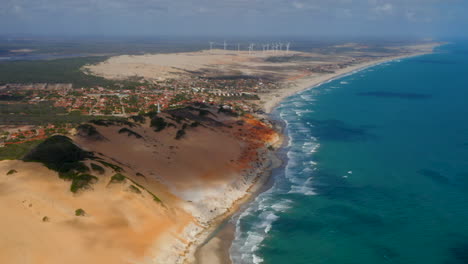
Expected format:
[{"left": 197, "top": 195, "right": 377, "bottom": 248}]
[{"left": 230, "top": 43, "right": 468, "bottom": 264}]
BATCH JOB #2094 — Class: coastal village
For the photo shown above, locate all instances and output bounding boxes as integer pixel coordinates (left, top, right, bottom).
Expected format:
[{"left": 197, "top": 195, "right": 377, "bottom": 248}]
[{"left": 0, "top": 76, "right": 270, "bottom": 144}]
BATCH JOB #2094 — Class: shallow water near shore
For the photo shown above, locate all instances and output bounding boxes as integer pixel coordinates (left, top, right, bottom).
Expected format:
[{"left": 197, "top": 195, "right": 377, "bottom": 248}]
[{"left": 230, "top": 43, "right": 468, "bottom": 264}]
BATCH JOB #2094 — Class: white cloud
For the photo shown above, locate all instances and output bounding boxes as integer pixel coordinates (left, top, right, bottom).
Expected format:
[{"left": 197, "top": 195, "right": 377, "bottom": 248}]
[{"left": 374, "top": 3, "right": 393, "bottom": 15}]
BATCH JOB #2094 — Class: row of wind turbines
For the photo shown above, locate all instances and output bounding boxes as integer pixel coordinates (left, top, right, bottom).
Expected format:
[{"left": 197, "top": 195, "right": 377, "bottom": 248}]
[{"left": 209, "top": 41, "right": 291, "bottom": 55}]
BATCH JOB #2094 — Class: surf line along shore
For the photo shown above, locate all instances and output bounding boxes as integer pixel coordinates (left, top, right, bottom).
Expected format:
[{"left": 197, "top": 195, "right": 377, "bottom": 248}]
[{"left": 192, "top": 46, "right": 441, "bottom": 264}]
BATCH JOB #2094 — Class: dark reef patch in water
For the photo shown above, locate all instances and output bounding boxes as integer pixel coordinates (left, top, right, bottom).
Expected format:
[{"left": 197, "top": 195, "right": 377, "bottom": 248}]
[
  {"left": 417, "top": 169, "right": 450, "bottom": 184},
  {"left": 357, "top": 91, "right": 432, "bottom": 99},
  {"left": 450, "top": 242, "right": 468, "bottom": 263},
  {"left": 307, "top": 119, "right": 374, "bottom": 142},
  {"left": 317, "top": 205, "right": 384, "bottom": 227}
]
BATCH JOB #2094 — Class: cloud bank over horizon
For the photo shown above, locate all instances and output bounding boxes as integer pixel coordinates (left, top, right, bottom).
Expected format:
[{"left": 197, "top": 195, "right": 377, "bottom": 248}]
[{"left": 1, "top": 0, "right": 467, "bottom": 38}]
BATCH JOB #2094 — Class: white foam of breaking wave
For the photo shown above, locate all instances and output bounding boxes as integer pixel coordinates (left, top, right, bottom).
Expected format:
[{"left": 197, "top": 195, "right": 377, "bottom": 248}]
[
  {"left": 289, "top": 176, "right": 317, "bottom": 195},
  {"left": 292, "top": 101, "right": 307, "bottom": 108},
  {"left": 300, "top": 94, "right": 317, "bottom": 101},
  {"left": 270, "top": 199, "right": 292, "bottom": 212},
  {"left": 294, "top": 109, "right": 315, "bottom": 117},
  {"left": 302, "top": 141, "right": 320, "bottom": 154},
  {"left": 284, "top": 137, "right": 320, "bottom": 195},
  {"left": 289, "top": 185, "right": 317, "bottom": 196},
  {"left": 231, "top": 196, "right": 292, "bottom": 264}
]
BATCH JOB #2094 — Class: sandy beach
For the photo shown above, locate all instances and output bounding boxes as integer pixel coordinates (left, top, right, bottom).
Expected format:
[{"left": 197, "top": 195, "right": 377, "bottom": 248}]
[{"left": 260, "top": 52, "right": 434, "bottom": 114}]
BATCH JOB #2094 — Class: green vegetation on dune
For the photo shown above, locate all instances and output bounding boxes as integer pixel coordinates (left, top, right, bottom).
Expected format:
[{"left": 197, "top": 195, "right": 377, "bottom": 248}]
[
  {"left": 150, "top": 117, "right": 168, "bottom": 132},
  {"left": 130, "top": 115, "right": 146, "bottom": 124},
  {"left": 75, "top": 208, "right": 86, "bottom": 216},
  {"left": 118, "top": 128, "right": 142, "bottom": 138},
  {"left": 70, "top": 174, "right": 98, "bottom": 193},
  {"left": 0, "top": 140, "right": 43, "bottom": 160},
  {"left": 22, "top": 135, "right": 99, "bottom": 193},
  {"left": 90, "top": 163, "right": 105, "bottom": 174},
  {"left": 110, "top": 173, "right": 126, "bottom": 183},
  {"left": 98, "top": 160, "right": 123, "bottom": 172},
  {"left": 89, "top": 119, "right": 136, "bottom": 127},
  {"left": 6, "top": 169, "right": 18, "bottom": 175},
  {"left": 76, "top": 124, "right": 103, "bottom": 138},
  {"left": 23, "top": 135, "right": 93, "bottom": 172},
  {"left": 129, "top": 185, "right": 142, "bottom": 194},
  {"left": 175, "top": 129, "right": 186, "bottom": 140},
  {"left": 108, "top": 172, "right": 162, "bottom": 203}
]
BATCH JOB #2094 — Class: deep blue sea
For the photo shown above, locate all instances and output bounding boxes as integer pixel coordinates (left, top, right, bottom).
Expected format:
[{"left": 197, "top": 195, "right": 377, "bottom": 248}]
[{"left": 231, "top": 43, "right": 468, "bottom": 264}]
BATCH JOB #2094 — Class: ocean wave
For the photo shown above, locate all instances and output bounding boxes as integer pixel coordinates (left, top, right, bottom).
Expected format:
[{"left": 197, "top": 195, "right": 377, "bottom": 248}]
[
  {"left": 289, "top": 184, "right": 317, "bottom": 196},
  {"left": 231, "top": 196, "right": 292, "bottom": 264}
]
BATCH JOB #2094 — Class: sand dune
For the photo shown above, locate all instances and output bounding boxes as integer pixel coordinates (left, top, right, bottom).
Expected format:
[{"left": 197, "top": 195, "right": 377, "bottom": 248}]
[
  {"left": 0, "top": 107, "right": 280, "bottom": 264},
  {"left": 0, "top": 160, "right": 193, "bottom": 264}
]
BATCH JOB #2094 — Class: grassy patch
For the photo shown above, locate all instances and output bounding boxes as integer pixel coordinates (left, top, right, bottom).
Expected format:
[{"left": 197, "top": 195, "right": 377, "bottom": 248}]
[
  {"left": 70, "top": 173, "right": 98, "bottom": 193},
  {"left": 128, "top": 185, "right": 142, "bottom": 194},
  {"left": 22, "top": 135, "right": 100, "bottom": 193},
  {"left": 76, "top": 124, "right": 106, "bottom": 140},
  {"left": 90, "top": 119, "right": 135, "bottom": 127},
  {"left": 118, "top": 128, "right": 142, "bottom": 138},
  {"left": 90, "top": 163, "right": 105, "bottom": 174},
  {"left": 128, "top": 179, "right": 162, "bottom": 203},
  {"left": 175, "top": 129, "right": 186, "bottom": 140},
  {"left": 98, "top": 160, "right": 123, "bottom": 172},
  {"left": 0, "top": 140, "right": 43, "bottom": 160},
  {"left": 23, "top": 135, "right": 94, "bottom": 172},
  {"left": 75, "top": 208, "right": 86, "bottom": 216},
  {"left": 107, "top": 172, "right": 162, "bottom": 203},
  {"left": 110, "top": 173, "right": 126, "bottom": 183},
  {"left": 6, "top": 169, "right": 18, "bottom": 175},
  {"left": 150, "top": 117, "right": 168, "bottom": 132},
  {"left": 130, "top": 115, "right": 146, "bottom": 124}
]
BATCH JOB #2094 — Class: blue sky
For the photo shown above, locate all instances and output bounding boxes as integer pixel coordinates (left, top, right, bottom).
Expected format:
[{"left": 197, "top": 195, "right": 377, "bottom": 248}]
[{"left": 1, "top": 0, "right": 467, "bottom": 38}]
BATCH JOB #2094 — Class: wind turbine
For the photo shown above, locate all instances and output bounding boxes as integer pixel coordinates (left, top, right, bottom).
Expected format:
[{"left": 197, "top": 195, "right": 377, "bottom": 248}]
[
  {"left": 209, "top": 42, "right": 214, "bottom": 50},
  {"left": 248, "top": 43, "right": 255, "bottom": 55},
  {"left": 286, "top": 42, "right": 291, "bottom": 54}
]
